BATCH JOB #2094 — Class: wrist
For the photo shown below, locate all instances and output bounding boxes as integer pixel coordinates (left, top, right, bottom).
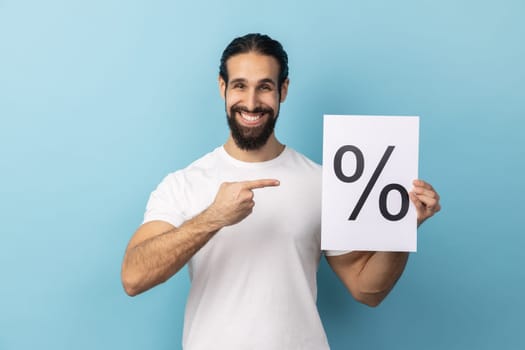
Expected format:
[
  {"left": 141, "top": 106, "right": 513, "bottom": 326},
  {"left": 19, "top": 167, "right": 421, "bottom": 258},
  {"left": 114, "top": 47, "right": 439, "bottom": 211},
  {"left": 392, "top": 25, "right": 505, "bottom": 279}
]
[{"left": 198, "top": 206, "right": 226, "bottom": 233}]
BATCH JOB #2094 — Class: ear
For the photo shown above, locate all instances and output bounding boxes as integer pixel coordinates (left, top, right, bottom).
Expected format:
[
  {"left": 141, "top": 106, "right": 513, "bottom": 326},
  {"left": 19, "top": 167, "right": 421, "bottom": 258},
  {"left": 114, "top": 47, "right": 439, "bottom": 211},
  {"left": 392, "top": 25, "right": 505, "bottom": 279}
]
[
  {"left": 218, "top": 76, "right": 226, "bottom": 100},
  {"left": 279, "top": 78, "right": 290, "bottom": 102}
]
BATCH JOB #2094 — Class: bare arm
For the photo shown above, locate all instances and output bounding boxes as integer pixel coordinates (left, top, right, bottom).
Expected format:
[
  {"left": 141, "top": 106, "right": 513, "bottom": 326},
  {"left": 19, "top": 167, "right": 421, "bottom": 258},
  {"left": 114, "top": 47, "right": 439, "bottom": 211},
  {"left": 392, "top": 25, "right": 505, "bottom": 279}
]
[
  {"left": 327, "top": 179, "right": 441, "bottom": 307},
  {"left": 327, "top": 251, "right": 409, "bottom": 307},
  {"left": 121, "top": 179, "right": 280, "bottom": 296},
  {"left": 121, "top": 213, "right": 220, "bottom": 296}
]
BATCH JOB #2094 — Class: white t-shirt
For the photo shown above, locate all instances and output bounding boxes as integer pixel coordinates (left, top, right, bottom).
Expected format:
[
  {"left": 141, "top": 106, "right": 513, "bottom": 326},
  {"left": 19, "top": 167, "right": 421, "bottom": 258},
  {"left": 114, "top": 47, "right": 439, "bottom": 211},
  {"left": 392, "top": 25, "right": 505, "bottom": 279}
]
[{"left": 144, "top": 146, "right": 336, "bottom": 350}]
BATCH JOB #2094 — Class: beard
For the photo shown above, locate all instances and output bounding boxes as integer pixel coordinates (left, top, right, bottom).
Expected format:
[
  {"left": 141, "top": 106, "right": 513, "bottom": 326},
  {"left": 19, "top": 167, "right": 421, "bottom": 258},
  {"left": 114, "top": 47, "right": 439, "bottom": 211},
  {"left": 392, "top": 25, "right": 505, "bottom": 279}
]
[{"left": 226, "top": 104, "right": 279, "bottom": 151}]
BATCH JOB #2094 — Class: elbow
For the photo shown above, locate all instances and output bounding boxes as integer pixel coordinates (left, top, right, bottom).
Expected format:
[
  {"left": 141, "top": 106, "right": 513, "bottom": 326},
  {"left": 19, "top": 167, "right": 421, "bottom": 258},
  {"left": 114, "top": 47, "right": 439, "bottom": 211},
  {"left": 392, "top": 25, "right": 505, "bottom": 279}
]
[
  {"left": 121, "top": 264, "right": 146, "bottom": 297},
  {"left": 121, "top": 272, "right": 141, "bottom": 297},
  {"left": 340, "top": 280, "right": 387, "bottom": 307},
  {"left": 355, "top": 293, "right": 384, "bottom": 307},
  {"left": 121, "top": 263, "right": 171, "bottom": 297},
  {"left": 122, "top": 281, "right": 141, "bottom": 297},
  {"left": 352, "top": 286, "right": 390, "bottom": 307}
]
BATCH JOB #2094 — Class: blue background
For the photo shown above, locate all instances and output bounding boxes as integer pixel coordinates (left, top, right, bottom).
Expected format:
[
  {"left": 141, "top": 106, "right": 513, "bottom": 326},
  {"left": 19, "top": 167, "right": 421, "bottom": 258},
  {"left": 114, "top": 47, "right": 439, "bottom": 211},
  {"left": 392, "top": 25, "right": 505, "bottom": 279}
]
[{"left": 1, "top": 0, "right": 524, "bottom": 349}]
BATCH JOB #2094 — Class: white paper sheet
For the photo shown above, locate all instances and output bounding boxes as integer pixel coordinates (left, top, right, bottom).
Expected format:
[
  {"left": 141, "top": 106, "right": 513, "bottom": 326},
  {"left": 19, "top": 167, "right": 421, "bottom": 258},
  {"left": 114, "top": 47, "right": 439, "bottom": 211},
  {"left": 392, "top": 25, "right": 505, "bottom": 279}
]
[{"left": 321, "top": 115, "right": 419, "bottom": 252}]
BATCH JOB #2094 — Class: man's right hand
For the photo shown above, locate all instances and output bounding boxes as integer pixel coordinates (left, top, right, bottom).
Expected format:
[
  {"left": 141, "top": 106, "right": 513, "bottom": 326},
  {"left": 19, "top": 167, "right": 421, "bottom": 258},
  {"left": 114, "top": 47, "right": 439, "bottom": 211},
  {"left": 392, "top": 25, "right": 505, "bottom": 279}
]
[
  {"left": 207, "top": 179, "right": 280, "bottom": 227},
  {"left": 121, "top": 178, "right": 279, "bottom": 296}
]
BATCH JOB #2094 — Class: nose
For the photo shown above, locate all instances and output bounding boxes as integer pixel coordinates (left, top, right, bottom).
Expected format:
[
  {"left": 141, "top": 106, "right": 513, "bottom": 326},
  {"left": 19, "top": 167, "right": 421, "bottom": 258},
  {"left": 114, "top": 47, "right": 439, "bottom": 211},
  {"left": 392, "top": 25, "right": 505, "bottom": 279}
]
[{"left": 245, "top": 88, "right": 258, "bottom": 111}]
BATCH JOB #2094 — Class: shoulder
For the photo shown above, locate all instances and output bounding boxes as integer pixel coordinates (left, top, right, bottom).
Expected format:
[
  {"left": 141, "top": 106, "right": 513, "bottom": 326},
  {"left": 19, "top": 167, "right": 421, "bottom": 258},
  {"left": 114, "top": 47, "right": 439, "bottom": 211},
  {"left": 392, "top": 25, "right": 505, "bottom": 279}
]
[
  {"left": 183, "top": 147, "right": 223, "bottom": 173},
  {"left": 284, "top": 147, "right": 321, "bottom": 173},
  {"left": 156, "top": 147, "right": 223, "bottom": 192},
  {"left": 145, "top": 148, "right": 222, "bottom": 223},
  {"left": 170, "top": 147, "right": 222, "bottom": 177}
]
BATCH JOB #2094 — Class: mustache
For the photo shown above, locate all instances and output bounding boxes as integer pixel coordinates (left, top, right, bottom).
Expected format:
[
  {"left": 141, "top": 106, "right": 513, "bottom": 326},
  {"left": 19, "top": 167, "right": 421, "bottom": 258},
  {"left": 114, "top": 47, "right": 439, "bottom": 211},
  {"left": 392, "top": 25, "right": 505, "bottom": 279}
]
[{"left": 231, "top": 105, "right": 274, "bottom": 115}]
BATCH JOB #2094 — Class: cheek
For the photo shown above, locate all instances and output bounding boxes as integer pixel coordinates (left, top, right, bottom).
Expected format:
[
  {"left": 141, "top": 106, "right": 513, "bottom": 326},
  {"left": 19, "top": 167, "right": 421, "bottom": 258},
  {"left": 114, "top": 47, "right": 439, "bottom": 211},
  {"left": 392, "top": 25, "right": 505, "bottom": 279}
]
[
  {"left": 258, "top": 92, "right": 279, "bottom": 105},
  {"left": 226, "top": 92, "right": 242, "bottom": 106},
  {"left": 264, "top": 97, "right": 280, "bottom": 110}
]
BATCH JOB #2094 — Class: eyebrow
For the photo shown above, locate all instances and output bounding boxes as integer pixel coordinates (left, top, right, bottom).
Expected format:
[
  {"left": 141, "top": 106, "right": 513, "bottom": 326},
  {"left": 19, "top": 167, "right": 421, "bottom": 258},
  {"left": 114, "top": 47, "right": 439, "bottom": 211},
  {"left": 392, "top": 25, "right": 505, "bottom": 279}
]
[{"left": 229, "top": 78, "right": 277, "bottom": 86}]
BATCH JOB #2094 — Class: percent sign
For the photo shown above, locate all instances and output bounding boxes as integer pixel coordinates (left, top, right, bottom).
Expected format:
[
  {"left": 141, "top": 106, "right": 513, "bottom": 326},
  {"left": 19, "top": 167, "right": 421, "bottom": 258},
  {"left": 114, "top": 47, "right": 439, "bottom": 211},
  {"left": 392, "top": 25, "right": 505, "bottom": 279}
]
[{"left": 333, "top": 145, "right": 409, "bottom": 221}]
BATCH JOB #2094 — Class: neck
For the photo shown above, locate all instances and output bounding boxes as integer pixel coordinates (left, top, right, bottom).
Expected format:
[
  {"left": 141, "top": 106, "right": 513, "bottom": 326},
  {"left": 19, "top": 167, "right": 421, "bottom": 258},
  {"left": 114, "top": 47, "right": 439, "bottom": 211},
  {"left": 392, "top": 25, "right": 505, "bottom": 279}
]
[{"left": 223, "top": 134, "right": 285, "bottom": 162}]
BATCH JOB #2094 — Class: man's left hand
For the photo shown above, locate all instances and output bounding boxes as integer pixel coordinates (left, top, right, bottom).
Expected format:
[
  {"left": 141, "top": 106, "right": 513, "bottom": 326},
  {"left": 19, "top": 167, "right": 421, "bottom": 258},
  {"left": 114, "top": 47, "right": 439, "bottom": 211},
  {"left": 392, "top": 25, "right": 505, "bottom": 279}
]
[{"left": 410, "top": 179, "right": 441, "bottom": 227}]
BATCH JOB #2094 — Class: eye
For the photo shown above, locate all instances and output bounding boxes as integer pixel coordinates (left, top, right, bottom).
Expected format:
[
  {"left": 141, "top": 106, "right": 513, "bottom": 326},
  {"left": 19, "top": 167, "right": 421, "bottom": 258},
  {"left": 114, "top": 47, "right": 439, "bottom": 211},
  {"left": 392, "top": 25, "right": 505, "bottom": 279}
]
[
  {"left": 232, "top": 82, "right": 245, "bottom": 90},
  {"left": 259, "top": 84, "right": 273, "bottom": 91}
]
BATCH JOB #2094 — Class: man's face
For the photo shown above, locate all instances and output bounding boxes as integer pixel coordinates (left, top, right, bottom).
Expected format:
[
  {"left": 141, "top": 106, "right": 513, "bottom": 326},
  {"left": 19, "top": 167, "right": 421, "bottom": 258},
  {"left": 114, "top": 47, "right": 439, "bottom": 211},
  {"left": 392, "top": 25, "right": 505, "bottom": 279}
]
[{"left": 219, "top": 52, "right": 289, "bottom": 150}]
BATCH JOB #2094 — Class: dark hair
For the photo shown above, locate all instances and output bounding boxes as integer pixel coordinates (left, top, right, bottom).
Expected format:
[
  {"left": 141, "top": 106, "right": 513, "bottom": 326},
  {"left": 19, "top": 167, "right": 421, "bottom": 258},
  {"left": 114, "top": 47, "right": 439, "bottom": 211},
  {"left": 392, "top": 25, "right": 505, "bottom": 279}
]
[{"left": 219, "top": 33, "right": 289, "bottom": 89}]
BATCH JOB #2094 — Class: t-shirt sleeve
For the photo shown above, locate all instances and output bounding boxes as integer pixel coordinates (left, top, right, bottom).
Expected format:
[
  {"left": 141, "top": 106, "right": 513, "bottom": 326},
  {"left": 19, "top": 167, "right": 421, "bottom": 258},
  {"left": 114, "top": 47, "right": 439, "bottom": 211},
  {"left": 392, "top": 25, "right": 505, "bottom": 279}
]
[
  {"left": 143, "top": 173, "right": 187, "bottom": 228},
  {"left": 323, "top": 250, "right": 352, "bottom": 256}
]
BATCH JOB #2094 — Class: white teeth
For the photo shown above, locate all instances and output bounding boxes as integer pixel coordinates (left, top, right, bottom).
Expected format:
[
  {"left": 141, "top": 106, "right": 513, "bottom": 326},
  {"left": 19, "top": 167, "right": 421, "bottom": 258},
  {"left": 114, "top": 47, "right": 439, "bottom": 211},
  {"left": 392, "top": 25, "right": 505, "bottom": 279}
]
[{"left": 241, "top": 113, "right": 262, "bottom": 121}]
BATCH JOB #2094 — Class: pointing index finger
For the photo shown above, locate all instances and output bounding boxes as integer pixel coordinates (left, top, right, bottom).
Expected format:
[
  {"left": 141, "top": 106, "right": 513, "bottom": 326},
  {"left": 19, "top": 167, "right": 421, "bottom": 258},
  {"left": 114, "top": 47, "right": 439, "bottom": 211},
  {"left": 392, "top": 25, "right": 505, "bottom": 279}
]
[{"left": 243, "top": 179, "right": 280, "bottom": 190}]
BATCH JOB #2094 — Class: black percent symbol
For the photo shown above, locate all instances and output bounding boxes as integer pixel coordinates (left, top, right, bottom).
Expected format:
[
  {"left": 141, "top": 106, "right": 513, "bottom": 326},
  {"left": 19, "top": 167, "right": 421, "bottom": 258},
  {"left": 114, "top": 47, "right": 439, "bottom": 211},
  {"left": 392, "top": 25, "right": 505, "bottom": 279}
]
[{"left": 333, "top": 145, "right": 409, "bottom": 221}]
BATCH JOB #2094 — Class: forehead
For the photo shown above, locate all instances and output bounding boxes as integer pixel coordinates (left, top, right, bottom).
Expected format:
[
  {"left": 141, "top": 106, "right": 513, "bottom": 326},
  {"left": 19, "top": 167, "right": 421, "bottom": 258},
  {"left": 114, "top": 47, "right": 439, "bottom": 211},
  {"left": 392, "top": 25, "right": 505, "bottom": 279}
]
[{"left": 225, "top": 52, "right": 280, "bottom": 82}]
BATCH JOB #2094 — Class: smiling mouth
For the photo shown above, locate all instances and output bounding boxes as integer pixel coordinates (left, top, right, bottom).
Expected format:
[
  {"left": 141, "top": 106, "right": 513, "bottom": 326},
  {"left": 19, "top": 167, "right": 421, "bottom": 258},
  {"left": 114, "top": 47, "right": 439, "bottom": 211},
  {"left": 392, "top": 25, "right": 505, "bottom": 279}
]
[{"left": 239, "top": 111, "right": 265, "bottom": 124}]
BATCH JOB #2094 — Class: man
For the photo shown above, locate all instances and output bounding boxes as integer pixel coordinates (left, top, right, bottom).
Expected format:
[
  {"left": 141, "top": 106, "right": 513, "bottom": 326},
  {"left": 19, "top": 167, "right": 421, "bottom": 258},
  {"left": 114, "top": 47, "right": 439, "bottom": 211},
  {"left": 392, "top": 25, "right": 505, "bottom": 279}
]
[{"left": 121, "top": 33, "right": 440, "bottom": 349}]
